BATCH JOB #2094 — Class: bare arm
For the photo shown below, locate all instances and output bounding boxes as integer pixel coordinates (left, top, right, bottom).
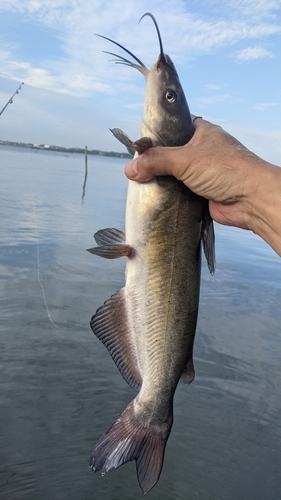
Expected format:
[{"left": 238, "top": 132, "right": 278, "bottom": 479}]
[{"left": 124, "top": 118, "right": 281, "bottom": 257}]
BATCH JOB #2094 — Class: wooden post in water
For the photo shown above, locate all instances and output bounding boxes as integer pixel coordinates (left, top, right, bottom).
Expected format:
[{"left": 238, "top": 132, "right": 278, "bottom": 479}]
[{"left": 85, "top": 145, "right": 88, "bottom": 171}]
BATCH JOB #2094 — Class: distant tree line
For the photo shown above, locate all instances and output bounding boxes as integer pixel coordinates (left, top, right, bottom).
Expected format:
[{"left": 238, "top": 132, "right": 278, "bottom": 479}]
[{"left": 0, "top": 140, "right": 132, "bottom": 159}]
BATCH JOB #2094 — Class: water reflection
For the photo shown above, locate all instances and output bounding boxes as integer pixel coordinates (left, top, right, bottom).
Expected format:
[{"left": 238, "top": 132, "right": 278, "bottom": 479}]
[
  {"left": 82, "top": 152, "right": 88, "bottom": 204},
  {"left": 0, "top": 146, "right": 281, "bottom": 499}
]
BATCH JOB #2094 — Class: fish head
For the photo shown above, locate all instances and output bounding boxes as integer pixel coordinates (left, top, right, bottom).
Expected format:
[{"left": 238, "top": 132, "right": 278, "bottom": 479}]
[
  {"left": 141, "top": 51, "right": 194, "bottom": 146},
  {"left": 96, "top": 13, "right": 194, "bottom": 147}
]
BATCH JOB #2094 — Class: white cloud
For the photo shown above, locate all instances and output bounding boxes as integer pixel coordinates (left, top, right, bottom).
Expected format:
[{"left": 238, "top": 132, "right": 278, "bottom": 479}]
[
  {"left": 228, "top": 0, "right": 281, "bottom": 19},
  {"left": 205, "top": 84, "right": 223, "bottom": 91},
  {"left": 205, "top": 0, "right": 281, "bottom": 22},
  {"left": 1, "top": 0, "right": 281, "bottom": 156},
  {"left": 0, "top": 0, "right": 280, "bottom": 96},
  {"left": 252, "top": 102, "right": 280, "bottom": 110},
  {"left": 124, "top": 102, "right": 143, "bottom": 109},
  {"left": 0, "top": 56, "right": 110, "bottom": 96},
  {"left": 193, "top": 93, "right": 235, "bottom": 109},
  {"left": 237, "top": 46, "right": 274, "bottom": 60},
  {"left": 181, "top": 19, "right": 280, "bottom": 55}
]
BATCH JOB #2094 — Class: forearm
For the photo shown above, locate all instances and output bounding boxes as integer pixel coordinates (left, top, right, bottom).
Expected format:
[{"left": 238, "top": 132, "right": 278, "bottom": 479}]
[{"left": 245, "top": 160, "right": 281, "bottom": 257}]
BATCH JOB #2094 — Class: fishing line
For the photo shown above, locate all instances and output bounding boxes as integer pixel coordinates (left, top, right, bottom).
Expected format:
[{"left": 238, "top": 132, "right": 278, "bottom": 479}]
[{"left": 28, "top": 150, "right": 61, "bottom": 330}]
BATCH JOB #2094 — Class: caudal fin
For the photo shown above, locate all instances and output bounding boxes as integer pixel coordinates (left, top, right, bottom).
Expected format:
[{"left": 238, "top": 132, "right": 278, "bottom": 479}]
[{"left": 89, "top": 400, "right": 172, "bottom": 493}]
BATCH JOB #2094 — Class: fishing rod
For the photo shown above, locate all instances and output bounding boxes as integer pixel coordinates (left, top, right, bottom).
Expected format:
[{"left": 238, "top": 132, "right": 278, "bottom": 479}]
[{"left": 0, "top": 82, "right": 24, "bottom": 117}]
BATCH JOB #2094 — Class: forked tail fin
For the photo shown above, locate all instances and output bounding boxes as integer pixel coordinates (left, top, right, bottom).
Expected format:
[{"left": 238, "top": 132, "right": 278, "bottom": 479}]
[{"left": 89, "top": 399, "right": 172, "bottom": 493}]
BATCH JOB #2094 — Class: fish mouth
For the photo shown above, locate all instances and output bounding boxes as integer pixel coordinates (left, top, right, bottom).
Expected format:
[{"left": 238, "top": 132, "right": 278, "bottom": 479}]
[{"left": 156, "top": 52, "right": 170, "bottom": 71}]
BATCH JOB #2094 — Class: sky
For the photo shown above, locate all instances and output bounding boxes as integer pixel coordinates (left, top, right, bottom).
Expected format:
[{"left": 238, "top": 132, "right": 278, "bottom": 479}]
[{"left": 0, "top": 0, "right": 281, "bottom": 163}]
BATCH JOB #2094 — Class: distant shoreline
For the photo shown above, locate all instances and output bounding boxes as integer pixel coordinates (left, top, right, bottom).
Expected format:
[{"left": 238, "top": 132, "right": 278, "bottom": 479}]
[{"left": 0, "top": 140, "right": 132, "bottom": 159}]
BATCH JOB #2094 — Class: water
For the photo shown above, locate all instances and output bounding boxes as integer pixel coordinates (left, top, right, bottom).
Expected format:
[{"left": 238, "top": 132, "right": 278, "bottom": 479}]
[{"left": 1, "top": 145, "right": 281, "bottom": 500}]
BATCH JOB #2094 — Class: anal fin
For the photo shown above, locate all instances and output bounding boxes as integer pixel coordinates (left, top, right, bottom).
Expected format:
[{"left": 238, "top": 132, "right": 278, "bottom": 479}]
[{"left": 90, "top": 288, "right": 142, "bottom": 390}]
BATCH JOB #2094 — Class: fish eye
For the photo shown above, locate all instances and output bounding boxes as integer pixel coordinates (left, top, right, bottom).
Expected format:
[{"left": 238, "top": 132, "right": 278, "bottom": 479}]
[{"left": 165, "top": 89, "right": 178, "bottom": 103}]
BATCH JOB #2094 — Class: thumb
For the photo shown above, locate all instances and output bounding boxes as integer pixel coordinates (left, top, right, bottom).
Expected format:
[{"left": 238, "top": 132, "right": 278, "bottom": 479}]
[
  {"left": 124, "top": 117, "right": 206, "bottom": 182},
  {"left": 124, "top": 146, "right": 184, "bottom": 182}
]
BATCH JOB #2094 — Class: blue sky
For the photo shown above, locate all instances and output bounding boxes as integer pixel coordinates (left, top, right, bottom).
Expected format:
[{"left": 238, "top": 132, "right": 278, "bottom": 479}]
[{"left": 0, "top": 0, "right": 281, "bottom": 163}]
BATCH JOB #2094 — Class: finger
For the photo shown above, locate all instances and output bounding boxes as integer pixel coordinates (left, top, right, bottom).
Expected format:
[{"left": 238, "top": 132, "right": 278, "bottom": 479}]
[
  {"left": 191, "top": 115, "right": 208, "bottom": 125},
  {"left": 191, "top": 114, "right": 203, "bottom": 125}
]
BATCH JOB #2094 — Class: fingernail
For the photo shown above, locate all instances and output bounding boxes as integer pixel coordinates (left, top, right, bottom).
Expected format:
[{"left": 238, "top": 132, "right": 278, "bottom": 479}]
[{"left": 125, "top": 159, "right": 138, "bottom": 178}]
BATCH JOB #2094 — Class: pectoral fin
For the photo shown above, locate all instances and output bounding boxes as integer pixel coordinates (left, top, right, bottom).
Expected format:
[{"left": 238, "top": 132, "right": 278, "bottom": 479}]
[
  {"left": 110, "top": 128, "right": 153, "bottom": 155},
  {"left": 132, "top": 136, "right": 153, "bottom": 154},
  {"left": 110, "top": 128, "right": 135, "bottom": 156},
  {"left": 87, "top": 244, "right": 132, "bottom": 259},
  {"left": 94, "top": 227, "right": 126, "bottom": 245},
  {"left": 87, "top": 227, "right": 133, "bottom": 259},
  {"left": 202, "top": 206, "right": 216, "bottom": 275}
]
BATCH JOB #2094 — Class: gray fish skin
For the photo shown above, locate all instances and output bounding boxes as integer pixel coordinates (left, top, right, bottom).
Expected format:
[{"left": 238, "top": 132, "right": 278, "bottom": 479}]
[{"left": 88, "top": 14, "right": 215, "bottom": 494}]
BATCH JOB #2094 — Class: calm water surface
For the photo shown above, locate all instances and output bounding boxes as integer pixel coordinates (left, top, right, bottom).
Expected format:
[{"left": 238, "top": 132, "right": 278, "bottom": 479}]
[{"left": 1, "top": 145, "right": 281, "bottom": 500}]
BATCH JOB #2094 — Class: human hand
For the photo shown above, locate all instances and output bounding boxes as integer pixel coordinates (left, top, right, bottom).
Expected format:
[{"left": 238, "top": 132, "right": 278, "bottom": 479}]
[{"left": 124, "top": 117, "right": 263, "bottom": 231}]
